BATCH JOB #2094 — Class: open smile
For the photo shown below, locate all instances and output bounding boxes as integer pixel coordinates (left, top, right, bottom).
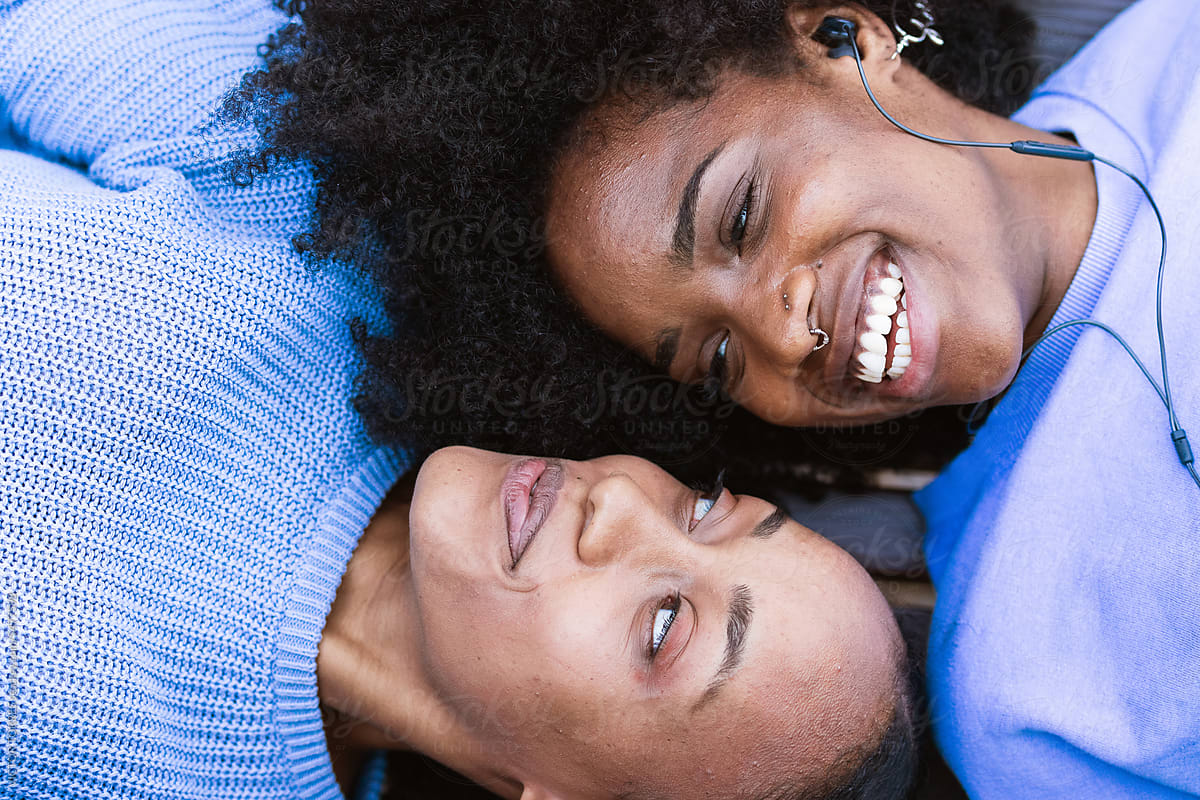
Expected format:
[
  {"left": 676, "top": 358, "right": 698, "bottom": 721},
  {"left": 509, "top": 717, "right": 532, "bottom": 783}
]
[
  {"left": 850, "top": 254, "right": 910, "bottom": 384},
  {"left": 810, "top": 243, "right": 930, "bottom": 410}
]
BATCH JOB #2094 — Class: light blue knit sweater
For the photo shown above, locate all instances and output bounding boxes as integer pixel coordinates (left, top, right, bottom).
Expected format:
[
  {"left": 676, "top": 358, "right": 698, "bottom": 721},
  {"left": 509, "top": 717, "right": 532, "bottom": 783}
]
[
  {"left": 916, "top": 0, "right": 1200, "bottom": 795},
  {"left": 0, "top": 2, "right": 406, "bottom": 797}
]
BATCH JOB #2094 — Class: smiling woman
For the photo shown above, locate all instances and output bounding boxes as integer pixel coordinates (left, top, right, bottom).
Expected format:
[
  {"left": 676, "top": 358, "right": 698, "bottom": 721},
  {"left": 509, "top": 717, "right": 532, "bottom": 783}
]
[
  {"left": 231, "top": 0, "right": 1038, "bottom": 469},
  {"left": 543, "top": 45, "right": 1093, "bottom": 427}
]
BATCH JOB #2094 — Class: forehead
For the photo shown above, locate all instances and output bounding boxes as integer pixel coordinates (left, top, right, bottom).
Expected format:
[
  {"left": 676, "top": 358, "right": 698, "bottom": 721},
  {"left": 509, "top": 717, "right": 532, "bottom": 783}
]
[
  {"left": 547, "top": 103, "right": 704, "bottom": 288},
  {"left": 551, "top": 71, "right": 786, "bottom": 211}
]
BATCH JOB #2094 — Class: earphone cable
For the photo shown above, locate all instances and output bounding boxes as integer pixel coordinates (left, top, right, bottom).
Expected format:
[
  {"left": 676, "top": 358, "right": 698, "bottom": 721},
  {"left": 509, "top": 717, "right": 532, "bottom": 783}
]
[
  {"left": 844, "top": 30, "right": 1197, "bottom": 489},
  {"left": 1092, "top": 156, "right": 1176, "bottom": 429}
]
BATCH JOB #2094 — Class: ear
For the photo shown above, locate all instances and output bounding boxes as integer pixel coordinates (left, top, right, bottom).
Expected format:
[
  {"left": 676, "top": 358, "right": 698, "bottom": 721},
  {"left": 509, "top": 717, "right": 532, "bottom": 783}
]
[{"left": 784, "top": 3, "right": 900, "bottom": 73}]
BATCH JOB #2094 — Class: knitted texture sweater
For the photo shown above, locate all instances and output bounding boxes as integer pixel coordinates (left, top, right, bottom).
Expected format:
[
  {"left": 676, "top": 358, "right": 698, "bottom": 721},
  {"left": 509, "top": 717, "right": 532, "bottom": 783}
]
[{"left": 0, "top": 1, "right": 406, "bottom": 797}]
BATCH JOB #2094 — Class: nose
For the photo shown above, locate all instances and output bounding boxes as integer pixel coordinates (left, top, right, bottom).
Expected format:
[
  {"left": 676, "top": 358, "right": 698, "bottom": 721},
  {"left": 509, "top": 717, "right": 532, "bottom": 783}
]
[
  {"left": 577, "top": 472, "right": 679, "bottom": 568},
  {"left": 735, "top": 265, "right": 821, "bottom": 372}
]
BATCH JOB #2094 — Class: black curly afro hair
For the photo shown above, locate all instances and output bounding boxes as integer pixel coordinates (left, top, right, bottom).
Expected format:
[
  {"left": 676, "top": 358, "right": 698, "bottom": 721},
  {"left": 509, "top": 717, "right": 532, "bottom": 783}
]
[{"left": 228, "top": 0, "right": 1036, "bottom": 485}]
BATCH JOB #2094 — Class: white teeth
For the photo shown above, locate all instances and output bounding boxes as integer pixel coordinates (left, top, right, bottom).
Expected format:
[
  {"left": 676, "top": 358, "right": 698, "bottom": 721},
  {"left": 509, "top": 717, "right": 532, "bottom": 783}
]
[
  {"left": 859, "top": 331, "right": 887, "bottom": 354},
  {"left": 869, "top": 295, "right": 898, "bottom": 316},
  {"left": 857, "top": 351, "right": 886, "bottom": 373},
  {"left": 900, "top": 293, "right": 907, "bottom": 309},
  {"left": 877, "top": 277, "right": 902, "bottom": 299},
  {"left": 853, "top": 262, "right": 911, "bottom": 385},
  {"left": 865, "top": 313, "right": 892, "bottom": 334}
]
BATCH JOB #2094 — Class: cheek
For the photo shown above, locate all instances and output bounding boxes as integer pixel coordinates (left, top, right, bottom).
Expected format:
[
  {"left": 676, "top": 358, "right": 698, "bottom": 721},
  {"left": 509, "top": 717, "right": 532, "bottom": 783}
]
[
  {"left": 567, "top": 268, "right": 674, "bottom": 351},
  {"left": 507, "top": 602, "right": 652, "bottom": 759},
  {"left": 737, "top": 375, "right": 811, "bottom": 426},
  {"left": 418, "top": 608, "right": 572, "bottom": 751},
  {"left": 412, "top": 580, "right": 497, "bottom": 695},
  {"left": 417, "top": 589, "right": 624, "bottom": 741}
]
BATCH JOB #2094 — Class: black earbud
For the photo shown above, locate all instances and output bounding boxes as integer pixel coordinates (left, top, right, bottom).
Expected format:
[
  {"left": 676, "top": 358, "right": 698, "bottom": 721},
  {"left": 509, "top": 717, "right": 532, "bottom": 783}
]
[{"left": 812, "top": 16, "right": 858, "bottom": 59}]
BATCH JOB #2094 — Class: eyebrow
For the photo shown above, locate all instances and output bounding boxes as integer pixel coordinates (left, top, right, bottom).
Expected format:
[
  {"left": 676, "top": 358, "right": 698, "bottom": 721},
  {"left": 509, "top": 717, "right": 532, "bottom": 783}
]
[
  {"left": 669, "top": 143, "right": 726, "bottom": 270},
  {"left": 692, "top": 584, "right": 754, "bottom": 713},
  {"left": 750, "top": 506, "right": 788, "bottom": 539}
]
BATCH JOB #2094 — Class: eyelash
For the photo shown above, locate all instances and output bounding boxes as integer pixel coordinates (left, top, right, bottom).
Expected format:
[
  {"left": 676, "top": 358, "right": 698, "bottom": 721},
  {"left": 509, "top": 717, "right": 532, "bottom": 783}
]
[
  {"left": 648, "top": 470, "right": 725, "bottom": 661},
  {"left": 705, "top": 173, "right": 764, "bottom": 393},
  {"left": 705, "top": 334, "right": 730, "bottom": 397},
  {"left": 649, "top": 591, "right": 682, "bottom": 659},
  {"left": 729, "top": 178, "right": 756, "bottom": 256},
  {"left": 690, "top": 468, "right": 726, "bottom": 531}
]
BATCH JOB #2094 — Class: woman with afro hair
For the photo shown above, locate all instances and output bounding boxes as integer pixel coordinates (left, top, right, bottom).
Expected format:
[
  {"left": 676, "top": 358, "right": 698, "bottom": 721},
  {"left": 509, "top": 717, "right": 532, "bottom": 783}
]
[{"left": 231, "top": 0, "right": 1045, "bottom": 475}]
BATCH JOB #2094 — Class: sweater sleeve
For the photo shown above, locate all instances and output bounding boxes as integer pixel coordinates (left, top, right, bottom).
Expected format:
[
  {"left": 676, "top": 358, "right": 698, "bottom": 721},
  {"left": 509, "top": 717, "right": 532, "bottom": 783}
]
[{"left": 0, "top": 0, "right": 285, "bottom": 167}]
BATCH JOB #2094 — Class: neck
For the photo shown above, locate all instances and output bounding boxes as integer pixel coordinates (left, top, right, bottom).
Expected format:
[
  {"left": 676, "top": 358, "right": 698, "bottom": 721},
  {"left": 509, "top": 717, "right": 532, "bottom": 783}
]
[
  {"left": 317, "top": 488, "right": 504, "bottom": 794},
  {"left": 958, "top": 101, "right": 1098, "bottom": 348}
]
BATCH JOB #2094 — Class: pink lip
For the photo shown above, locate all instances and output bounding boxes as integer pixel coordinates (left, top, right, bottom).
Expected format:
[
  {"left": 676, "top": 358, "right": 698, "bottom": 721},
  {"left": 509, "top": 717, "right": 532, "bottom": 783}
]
[{"left": 501, "top": 458, "right": 563, "bottom": 566}]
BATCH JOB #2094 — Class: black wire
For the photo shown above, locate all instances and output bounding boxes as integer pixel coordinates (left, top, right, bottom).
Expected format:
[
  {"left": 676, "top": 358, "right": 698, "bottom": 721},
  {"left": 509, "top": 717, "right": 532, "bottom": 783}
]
[
  {"left": 845, "top": 33, "right": 1199, "bottom": 491},
  {"left": 1091, "top": 157, "right": 1176, "bottom": 428},
  {"left": 848, "top": 40, "right": 1011, "bottom": 151},
  {"left": 1024, "top": 320, "right": 1167, "bottom": 406}
]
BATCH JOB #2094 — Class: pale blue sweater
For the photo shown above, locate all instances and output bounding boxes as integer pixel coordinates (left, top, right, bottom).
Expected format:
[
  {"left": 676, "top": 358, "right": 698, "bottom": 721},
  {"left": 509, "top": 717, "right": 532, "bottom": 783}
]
[
  {"left": 0, "top": 1, "right": 406, "bottom": 797},
  {"left": 916, "top": 0, "right": 1200, "bottom": 795}
]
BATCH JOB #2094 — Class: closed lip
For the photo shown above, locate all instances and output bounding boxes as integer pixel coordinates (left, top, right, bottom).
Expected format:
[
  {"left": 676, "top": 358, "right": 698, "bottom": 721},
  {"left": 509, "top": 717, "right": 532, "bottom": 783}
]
[{"left": 501, "top": 458, "right": 564, "bottom": 567}]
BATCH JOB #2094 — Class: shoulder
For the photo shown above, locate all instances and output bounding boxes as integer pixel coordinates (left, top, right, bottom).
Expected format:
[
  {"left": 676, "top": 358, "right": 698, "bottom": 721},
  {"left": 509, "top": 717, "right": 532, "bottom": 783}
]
[
  {"left": 0, "top": 0, "right": 288, "bottom": 165},
  {"left": 0, "top": 147, "right": 374, "bottom": 445},
  {"left": 929, "top": 567, "right": 1200, "bottom": 797},
  {"left": 1015, "top": 0, "right": 1200, "bottom": 169}
]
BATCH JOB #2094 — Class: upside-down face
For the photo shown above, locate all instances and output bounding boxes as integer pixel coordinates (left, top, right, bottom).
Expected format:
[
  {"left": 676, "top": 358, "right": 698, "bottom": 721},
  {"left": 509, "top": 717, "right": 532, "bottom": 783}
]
[{"left": 405, "top": 446, "right": 903, "bottom": 799}]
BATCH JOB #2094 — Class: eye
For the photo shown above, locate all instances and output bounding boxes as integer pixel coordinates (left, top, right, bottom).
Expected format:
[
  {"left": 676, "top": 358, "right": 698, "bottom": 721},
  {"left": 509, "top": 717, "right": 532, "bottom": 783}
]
[
  {"left": 650, "top": 592, "right": 682, "bottom": 658},
  {"left": 705, "top": 333, "right": 730, "bottom": 394},
  {"left": 729, "top": 178, "right": 755, "bottom": 256},
  {"left": 689, "top": 469, "right": 726, "bottom": 531}
]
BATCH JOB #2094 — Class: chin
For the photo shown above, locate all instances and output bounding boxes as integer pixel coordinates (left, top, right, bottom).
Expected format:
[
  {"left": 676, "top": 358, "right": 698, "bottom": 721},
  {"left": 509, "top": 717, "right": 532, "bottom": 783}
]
[
  {"left": 965, "top": 357, "right": 1024, "bottom": 405},
  {"left": 407, "top": 446, "right": 498, "bottom": 591}
]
